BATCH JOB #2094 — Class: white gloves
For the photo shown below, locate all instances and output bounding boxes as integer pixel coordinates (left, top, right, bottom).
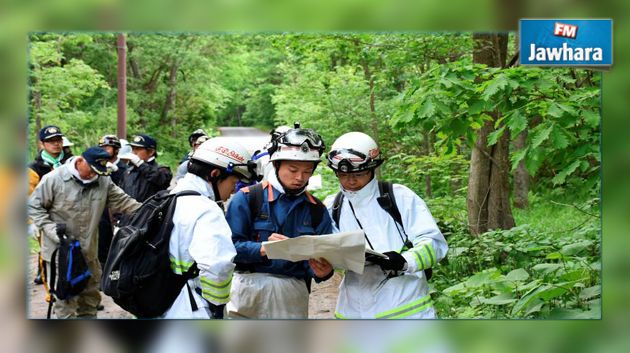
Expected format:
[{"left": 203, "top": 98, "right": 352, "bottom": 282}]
[
  {"left": 120, "top": 153, "right": 144, "bottom": 167},
  {"left": 106, "top": 161, "right": 119, "bottom": 172}
]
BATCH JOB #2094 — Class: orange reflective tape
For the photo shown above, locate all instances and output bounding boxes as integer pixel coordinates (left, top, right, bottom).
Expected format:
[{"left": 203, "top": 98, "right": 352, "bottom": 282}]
[
  {"left": 266, "top": 182, "right": 274, "bottom": 202},
  {"left": 305, "top": 191, "right": 317, "bottom": 205}
]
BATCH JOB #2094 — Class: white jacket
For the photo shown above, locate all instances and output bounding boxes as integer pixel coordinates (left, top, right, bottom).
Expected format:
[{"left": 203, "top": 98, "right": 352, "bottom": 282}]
[
  {"left": 161, "top": 173, "right": 236, "bottom": 319},
  {"left": 324, "top": 178, "right": 448, "bottom": 319}
]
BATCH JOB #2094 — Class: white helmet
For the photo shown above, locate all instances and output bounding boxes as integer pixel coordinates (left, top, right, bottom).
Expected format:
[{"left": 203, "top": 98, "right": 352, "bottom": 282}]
[
  {"left": 62, "top": 136, "right": 74, "bottom": 147},
  {"left": 269, "top": 128, "right": 325, "bottom": 163},
  {"left": 327, "top": 132, "right": 383, "bottom": 172},
  {"left": 270, "top": 125, "right": 291, "bottom": 141},
  {"left": 191, "top": 137, "right": 259, "bottom": 183}
]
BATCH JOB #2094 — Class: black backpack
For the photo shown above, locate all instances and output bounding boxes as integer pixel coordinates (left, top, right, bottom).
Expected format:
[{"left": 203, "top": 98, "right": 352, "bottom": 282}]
[
  {"left": 101, "top": 190, "right": 201, "bottom": 318},
  {"left": 331, "top": 180, "right": 433, "bottom": 280},
  {"left": 46, "top": 225, "right": 92, "bottom": 318}
]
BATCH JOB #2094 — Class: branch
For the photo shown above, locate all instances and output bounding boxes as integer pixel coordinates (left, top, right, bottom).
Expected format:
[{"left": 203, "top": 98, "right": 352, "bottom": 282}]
[{"left": 550, "top": 200, "right": 600, "bottom": 218}]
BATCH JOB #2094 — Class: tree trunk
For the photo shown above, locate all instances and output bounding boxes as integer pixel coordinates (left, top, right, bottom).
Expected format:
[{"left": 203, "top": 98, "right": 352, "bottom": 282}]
[
  {"left": 162, "top": 60, "right": 179, "bottom": 137},
  {"left": 127, "top": 41, "right": 141, "bottom": 79},
  {"left": 467, "top": 33, "right": 515, "bottom": 235},
  {"left": 513, "top": 128, "right": 529, "bottom": 209},
  {"left": 423, "top": 132, "right": 433, "bottom": 198},
  {"left": 353, "top": 38, "right": 382, "bottom": 179},
  {"left": 34, "top": 91, "right": 42, "bottom": 151}
]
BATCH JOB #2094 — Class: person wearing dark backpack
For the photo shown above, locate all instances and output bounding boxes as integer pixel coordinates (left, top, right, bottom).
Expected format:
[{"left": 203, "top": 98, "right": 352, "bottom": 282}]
[
  {"left": 225, "top": 126, "right": 334, "bottom": 319},
  {"left": 28, "top": 146, "right": 141, "bottom": 318},
  {"left": 119, "top": 134, "right": 172, "bottom": 203},
  {"left": 161, "top": 137, "right": 258, "bottom": 319},
  {"left": 324, "top": 132, "right": 448, "bottom": 319}
]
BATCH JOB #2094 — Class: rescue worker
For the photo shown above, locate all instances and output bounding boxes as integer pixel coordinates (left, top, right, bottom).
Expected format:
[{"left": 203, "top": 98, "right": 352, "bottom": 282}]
[
  {"left": 175, "top": 134, "right": 209, "bottom": 182},
  {"left": 97, "top": 135, "right": 128, "bottom": 268},
  {"left": 28, "top": 147, "right": 141, "bottom": 318},
  {"left": 324, "top": 132, "right": 448, "bottom": 319},
  {"left": 28, "top": 125, "right": 71, "bottom": 194},
  {"left": 225, "top": 127, "right": 334, "bottom": 319},
  {"left": 119, "top": 134, "right": 172, "bottom": 203},
  {"left": 232, "top": 125, "right": 290, "bottom": 192},
  {"left": 28, "top": 125, "right": 71, "bottom": 285},
  {"left": 163, "top": 137, "right": 258, "bottom": 319},
  {"left": 252, "top": 125, "right": 291, "bottom": 182},
  {"left": 62, "top": 136, "right": 74, "bottom": 159},
  {"left": 99, "top": 135, "right": 127, "bottom": 186}
]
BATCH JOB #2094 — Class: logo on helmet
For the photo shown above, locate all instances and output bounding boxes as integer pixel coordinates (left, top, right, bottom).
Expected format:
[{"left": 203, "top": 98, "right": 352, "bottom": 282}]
[
  {"left": 368, "top": 148, "right": 379, "bottom": 159},
  {"left": 214, "top": 146, "right": 245, "bottom": 163}
]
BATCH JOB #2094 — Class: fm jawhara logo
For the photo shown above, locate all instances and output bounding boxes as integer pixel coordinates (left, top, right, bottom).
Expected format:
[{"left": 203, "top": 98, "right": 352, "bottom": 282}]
[{"left": 520, "top": 19, "right": 612, "bottom": 67}]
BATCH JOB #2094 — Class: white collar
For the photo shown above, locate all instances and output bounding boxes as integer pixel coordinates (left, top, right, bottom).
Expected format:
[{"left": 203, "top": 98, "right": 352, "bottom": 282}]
[
  {"left": 173, "top": 173, "right": 215, "bottom": 199},
  {"left": 341, "top": 177, "right": 378, "bottom": 204}
]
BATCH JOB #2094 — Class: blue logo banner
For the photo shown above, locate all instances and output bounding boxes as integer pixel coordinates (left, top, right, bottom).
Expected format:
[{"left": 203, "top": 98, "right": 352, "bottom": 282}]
[{"left": 520, "top": 19, "right": 612, "bottom": 66}]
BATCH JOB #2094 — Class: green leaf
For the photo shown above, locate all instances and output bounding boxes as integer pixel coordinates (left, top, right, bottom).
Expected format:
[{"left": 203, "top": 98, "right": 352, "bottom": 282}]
[
  {"left": 523, "top": 301, "right": 544, "bottom": 316},
  {"left": 510, "top": 147, "right": 529, "bottom": 171},
  {"left": 531, "top": 263, "right": 562, "bottom": 274},
  {"left": 506, "top": 110, "right": 527, "bottom": 135},
  {"left": 582, "top": 110, "right": 600, "bottom": 128},
  {"left": 481, "top": 293, "right": 517, "bottom": 306},
  {"left": 443, "top": 282, "right": 466, "bottom": 296},
  {"left": 482, "top": 74, "right": 508, "bottom": 101},
  {"left": 417, "top": 99, "right": 436, "bottom": 118},
  {"left": 545, "top": 252, "right": 566, "bottom": 260},
  {"left": 468, "top": 100, "right": 486, "bottom": 115},
  {"left": 552, "top": 160, "right": 581, "bottom": 185},
  {"left": 547, "top": 103, "right": 565, "bottom": 118},
  {"left": 512, "top": 284, "right": 568, "bottom": 315},
  {"left": 466, "top": 268, "right": 503, "bottom": 288},
  {"left": 560, "top": 240, "right": 593, "bottom": 256},
  {"left": 550, "top": 129, "right": 570, "bottom": 149},
  {"left": 506, "top": 268, "right": 530, "bottom": 282},
  {"left": 530, "top": 123, "right": 554, "bottom": 149},
  {"left": 579, "top": 285, "right": 601, "bottom": 300},
  {"left": 487, "top": 125, "right": 506, "bottom": 147}
]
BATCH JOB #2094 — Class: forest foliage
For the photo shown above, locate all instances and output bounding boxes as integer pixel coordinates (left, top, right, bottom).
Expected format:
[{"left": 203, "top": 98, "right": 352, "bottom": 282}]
[{"left": 28, "top": 32, "right": 601, "bottom": 318}]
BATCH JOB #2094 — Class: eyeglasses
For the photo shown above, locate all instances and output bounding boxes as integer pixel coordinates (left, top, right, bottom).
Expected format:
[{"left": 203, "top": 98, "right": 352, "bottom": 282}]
[{"left": 336, "top": 171, "right": 371, "bottom": 180}]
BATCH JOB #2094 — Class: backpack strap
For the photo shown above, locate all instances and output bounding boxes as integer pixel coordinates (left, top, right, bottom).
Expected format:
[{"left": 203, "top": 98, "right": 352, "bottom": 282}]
[
  {"left": 244, "top": 182, "right": 324, "bottom": 229},
  {"left": 304, "top": 192, "right": 325, "bottom": 229},
  {"left": 331, "top": 191, "right": 344, "bottom": 228},
  {"left": 243, "top": 182, "right": 268, "bottom": 221},
  {"left": 377, "top": 181, "right": 404, "bottom": 228},
  {"left": 46, "top": 248, "right": 58, "bottom": 319}
]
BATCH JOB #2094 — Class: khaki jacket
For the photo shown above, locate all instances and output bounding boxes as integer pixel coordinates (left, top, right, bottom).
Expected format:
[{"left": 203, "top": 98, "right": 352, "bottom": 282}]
[{"left": 28, "top": 162, "right": 141, "bottom": 262}]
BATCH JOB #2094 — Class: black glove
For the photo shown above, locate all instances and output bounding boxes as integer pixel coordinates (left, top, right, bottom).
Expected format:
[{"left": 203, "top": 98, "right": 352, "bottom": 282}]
[
  {"left": 209, "top": 303, "right": 225, "bottom": 319},
  {"left": 372, "top": 251, "right": 407, "bottom": 271},
  {"left": 56, "top": 223, "right": 67, "bottom": 243}
]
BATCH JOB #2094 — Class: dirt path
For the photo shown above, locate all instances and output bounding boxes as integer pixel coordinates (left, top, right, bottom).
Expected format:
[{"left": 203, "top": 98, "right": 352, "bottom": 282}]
[{"left": 28, "top": 254, "right": 340, "bottom": 319}]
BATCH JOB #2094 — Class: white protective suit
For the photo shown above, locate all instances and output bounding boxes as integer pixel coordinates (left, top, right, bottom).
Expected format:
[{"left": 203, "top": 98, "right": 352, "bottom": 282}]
[
  {"left": 161, "top": 173, "right": 236, "bottom": 319},
  {"left": 324, "top": 178, "right": 448, "bottom": 319}
]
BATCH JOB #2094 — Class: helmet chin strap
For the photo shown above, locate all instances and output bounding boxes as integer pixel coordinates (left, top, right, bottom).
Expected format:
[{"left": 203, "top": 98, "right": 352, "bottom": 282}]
[{"left": 208, "top": 174, "right": 225, "bottom": 208}]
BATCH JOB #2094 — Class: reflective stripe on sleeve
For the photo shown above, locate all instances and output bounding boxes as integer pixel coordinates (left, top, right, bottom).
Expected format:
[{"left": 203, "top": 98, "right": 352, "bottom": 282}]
[
  {"left": 200, "top": 275, "right": 233, "bottom": 304},
  {"left": 375, "top": 295, "right": 433, "bottom": 319},
  {"left": 170, "top": 257, "right": 194, "bottom": 274},
  {"left": 410, "top": 242, "right": 436, "bottom": 270}
]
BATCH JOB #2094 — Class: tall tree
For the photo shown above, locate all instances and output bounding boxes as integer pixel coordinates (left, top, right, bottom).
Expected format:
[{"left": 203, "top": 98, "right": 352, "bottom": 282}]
[{"left": 467, "top": 33, "right": 515, "bottom": 235}]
